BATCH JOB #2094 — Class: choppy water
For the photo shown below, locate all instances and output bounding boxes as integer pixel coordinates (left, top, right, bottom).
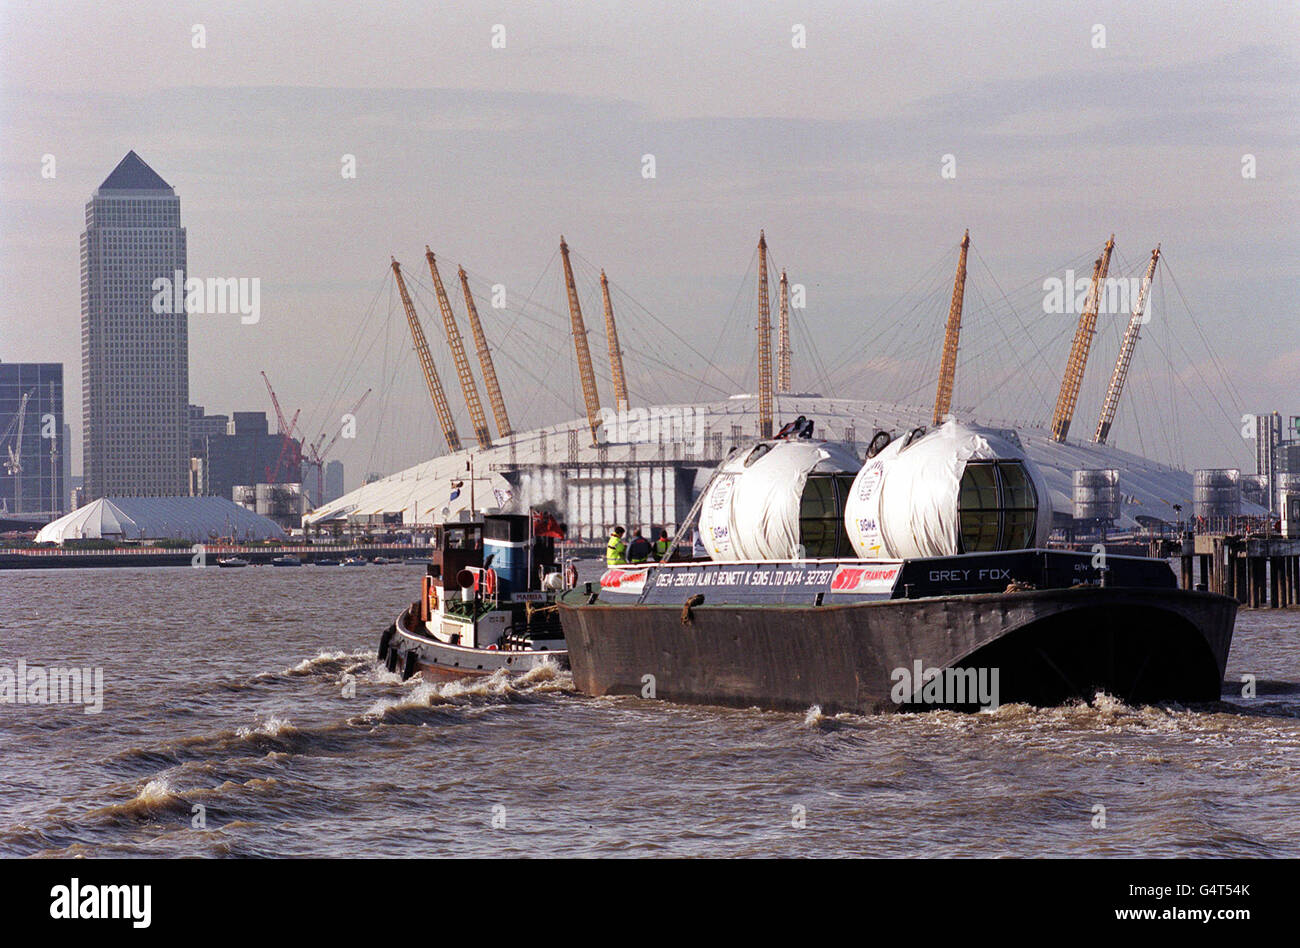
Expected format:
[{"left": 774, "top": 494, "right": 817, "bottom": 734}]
[{"left": 1, "top": 564, "right": 1298, "bottom": 857}]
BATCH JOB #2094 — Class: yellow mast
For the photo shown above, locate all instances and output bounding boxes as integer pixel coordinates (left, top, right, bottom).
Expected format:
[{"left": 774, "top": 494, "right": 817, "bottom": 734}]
[
  {"left": 756, "top": 231, "right": 774, "bottom": 438},
  {"left": 425, "top": 247, "right": 492, "bottom": 450},
  {"left": 1094, "top": 244, "right": 1160, "bottom": 444},
  {"left": 932, "top": 229, "right": 970, "bottom": 426},
  {"left": 391, "top": 257, "right": 461, "bottom": 453},
  {"left": 777, "top": 269, "right": 792, "bottom": 394},
  {"left": 559, "top": 236, "right": 603, "bottom": 445},
  {"left": 1050, "top": 234, "right": 1114, "bottom": 443},
  {"left": 600, "top": 269, "right": 630, "bottom": 413},
  {"left": 458, "top": 266, "right": 512, "bottom": 440}
]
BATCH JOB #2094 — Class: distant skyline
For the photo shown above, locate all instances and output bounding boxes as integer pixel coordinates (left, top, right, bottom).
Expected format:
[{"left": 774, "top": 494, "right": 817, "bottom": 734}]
[{"left": 2, "top": 1, "right": 1296, "bottom": 484}]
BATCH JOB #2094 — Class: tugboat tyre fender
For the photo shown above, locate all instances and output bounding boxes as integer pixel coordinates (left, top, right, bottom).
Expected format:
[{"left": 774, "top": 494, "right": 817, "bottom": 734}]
[
  {"left": 377, "top": 623, "right": 396, "bottom": 661},
  {"left": 401, "top": 650, "right": 418, "bottom": 681},
  {"left": 681, "top": 594, "right": 706, "bottom": 625}
]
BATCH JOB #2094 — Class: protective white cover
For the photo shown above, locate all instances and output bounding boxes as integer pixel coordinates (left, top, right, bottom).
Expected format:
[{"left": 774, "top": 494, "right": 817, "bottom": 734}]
[
  {"left": 843, "top": 419, "right": 1052, "bottom": 559},
  {"left": 699, "top": 440, "right": 861, "bottom": 561}
]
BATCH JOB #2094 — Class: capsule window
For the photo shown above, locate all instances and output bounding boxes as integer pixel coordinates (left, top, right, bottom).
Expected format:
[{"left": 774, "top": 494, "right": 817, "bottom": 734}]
[
  {"left": 799, "top": 473, "right": 856, "bottom": 557},
  {"left": 958, "top": 461, "right": 1039, "bottom": 553}
]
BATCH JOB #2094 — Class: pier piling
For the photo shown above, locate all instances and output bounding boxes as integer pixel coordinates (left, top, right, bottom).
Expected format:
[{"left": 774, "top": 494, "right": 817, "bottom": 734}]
[{"left": 1187, "top": 533, "right": 1299, "bottom": 608}]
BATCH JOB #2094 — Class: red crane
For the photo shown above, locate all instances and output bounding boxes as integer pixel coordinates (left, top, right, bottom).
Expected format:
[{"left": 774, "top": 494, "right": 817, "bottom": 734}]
[
  {"left": 300, "top": 388, "right": 371, "bottom": 505},
  {"left": 260, "top": 371, "right": 304, "bottom": 484}
]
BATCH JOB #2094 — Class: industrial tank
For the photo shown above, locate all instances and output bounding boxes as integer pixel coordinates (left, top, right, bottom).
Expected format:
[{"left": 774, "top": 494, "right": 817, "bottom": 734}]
[
  {"left": 1240, "top": 474, "right": 1269, "bottom": 509},
  {"left": 232, "top": 485, "right": 257, "bottom": 510},
  {"left": 1072, "top": 469, "right": 1121, "bottom": 521},
  {"left": 843, "top": 420, "right": 1052, "bottom": 559},
  {"left": 698, "top": 438, "right": 861, "bottom": 561},
  {"left": 1192, "top": 469, "right": 1240, "bottom": 519}
]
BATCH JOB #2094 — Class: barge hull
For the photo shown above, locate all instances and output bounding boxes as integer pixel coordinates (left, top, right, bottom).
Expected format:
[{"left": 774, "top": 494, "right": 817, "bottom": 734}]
[{"left": 559, "top": 586, "right": 1236, "bottom": 714}]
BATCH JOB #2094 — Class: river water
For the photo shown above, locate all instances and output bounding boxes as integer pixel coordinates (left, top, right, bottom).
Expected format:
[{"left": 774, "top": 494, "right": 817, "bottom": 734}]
[{"left": 1, "top": 564, "right": 1297, "bottom": 857}]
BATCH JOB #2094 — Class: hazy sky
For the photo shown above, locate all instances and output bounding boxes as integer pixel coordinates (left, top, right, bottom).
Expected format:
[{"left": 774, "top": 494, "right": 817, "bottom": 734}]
[{"left": 2, "top": 0, "right": 1296, "bottom": 484}]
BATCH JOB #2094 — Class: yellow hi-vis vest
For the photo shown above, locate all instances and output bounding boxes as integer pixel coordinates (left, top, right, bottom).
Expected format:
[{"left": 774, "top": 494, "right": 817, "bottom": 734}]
[
  {"left": 654, "top": 538, "right": 670, "bottom": 558},
  {"left": 606, "top": 535, "right": 627, "bottom": 566}
]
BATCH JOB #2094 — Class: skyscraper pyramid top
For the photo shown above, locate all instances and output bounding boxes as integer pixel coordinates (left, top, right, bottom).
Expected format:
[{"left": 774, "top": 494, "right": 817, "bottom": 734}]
[{"left": 99, "top": 150, "right": 173, "bottom": 191}]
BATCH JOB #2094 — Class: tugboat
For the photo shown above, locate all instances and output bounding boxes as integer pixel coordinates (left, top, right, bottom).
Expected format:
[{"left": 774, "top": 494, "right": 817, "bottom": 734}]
[
  {"left": 559, "top": 420, "right": 1237, "bottom": 714},
  {"left": 377, "top": 510, "right": 572, "bottom": 681},
  {"left": 216, "top": 556, "right": 250, "bottom": 568}
]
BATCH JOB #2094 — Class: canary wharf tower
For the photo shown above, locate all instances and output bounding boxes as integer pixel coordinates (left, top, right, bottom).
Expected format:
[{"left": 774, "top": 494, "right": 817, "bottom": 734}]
[{"left": 81, "top": 151, "right": 189, "bottom": 499}]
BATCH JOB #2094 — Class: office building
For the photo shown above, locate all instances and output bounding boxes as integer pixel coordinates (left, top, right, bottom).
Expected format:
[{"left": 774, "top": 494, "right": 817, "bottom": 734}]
[{"left": 81, "top": 151, "right": 188, "bottom": 498}]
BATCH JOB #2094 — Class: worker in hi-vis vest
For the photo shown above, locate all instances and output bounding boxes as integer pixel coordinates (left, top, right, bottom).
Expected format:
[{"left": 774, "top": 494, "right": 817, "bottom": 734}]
[
  {"left": 606, "top": 526, "right": 628, "bottom": 566},
  {"left": 654, "top": 529, "right": 671, "bottom": 560}
]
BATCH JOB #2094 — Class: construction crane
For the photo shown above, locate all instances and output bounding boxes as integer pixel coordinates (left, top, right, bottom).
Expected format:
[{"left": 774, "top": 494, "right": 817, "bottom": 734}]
[
  {"left": 1094, "top": 244, "right": 1160, "bottom": 445},
  {"left": 259, "top": 371, "right": 304, "bottom": 484},
  {"left": 756, "top": 230, "right": 774, "bottom": 438},
  {"left": 392, "top": 257, "right": 462, "bottom": 453},
  {"left": 932, "top": 229, "right": 970, "bottom": 426},
  {"left": 2, "top": 389, "right": 32, "bottom": 514},
  {"left": 1050, "top": 234, "right": 1114, "bottom": 443},
  {"left": 301, "top": 387, "right": 372, "bottom": 504},
  {"left": 777, "top": 269, "right": 792, "bottom": 394},
  {"left": 268, "top": 409, "right": 302, "bottom": 484},
  {"left": 600, "top": 269, "right": 630, "bottom": 412},
  {"left": 559, "top": 236, "right": 603, "bottom": 445},
  {"left": 426, "top": 247, "right": 492, "bottom": 450},
  {"left": 458, "top": 266, "right": 512, "bottom": 440}
]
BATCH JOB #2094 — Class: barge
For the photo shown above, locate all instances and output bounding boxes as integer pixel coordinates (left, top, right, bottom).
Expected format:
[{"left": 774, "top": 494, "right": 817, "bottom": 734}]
[{"left": 559, "top": 421, "right": 1237, "bottom": 714}]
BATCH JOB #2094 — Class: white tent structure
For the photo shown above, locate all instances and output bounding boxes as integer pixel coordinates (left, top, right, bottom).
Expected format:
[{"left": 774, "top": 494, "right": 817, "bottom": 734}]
[
  {"left": 35, "top": 497, "right": 286, "bottom": 545},
  {"left": 306, "top": 394, "right": 1265, "bottom": 535}
]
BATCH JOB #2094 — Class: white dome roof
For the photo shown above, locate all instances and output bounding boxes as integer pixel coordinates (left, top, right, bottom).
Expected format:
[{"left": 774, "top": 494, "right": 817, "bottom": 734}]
[{"left": 35, "top": 497, "right": 285, "bottom": 545}]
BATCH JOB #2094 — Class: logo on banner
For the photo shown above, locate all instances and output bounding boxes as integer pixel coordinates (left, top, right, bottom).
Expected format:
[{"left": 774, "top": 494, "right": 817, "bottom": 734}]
[
  {"left": 600, "top": 567, "right": 649, "bottom": 594},
  {"left": 829, "top": 564, "right": 900, "bottom": 594}
]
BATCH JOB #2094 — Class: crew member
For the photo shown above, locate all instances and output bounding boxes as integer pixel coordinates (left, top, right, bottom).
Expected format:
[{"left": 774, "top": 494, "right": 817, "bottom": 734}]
[
  {"left": 654, "top": 529, "right": 671, "bottom": 560},
  {"left": 626, "top": 529, "right": 652, "bottom": 564},
  {"left": 606, "top": 526, "right": 628, "bottom": 566}
]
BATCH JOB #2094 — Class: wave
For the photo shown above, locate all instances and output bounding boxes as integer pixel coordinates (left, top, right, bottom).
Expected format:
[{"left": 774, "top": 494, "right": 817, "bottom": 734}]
[
  {"left": 102, "top": 713, "right": 346, "bottom": 776},
  {"left": 358, "top": 663, "right": 572, "bottom": 722},
  {"left": 235, "top": 715, "right": 299, "bottom": 739},
  {"left": 104, "top": 664, "right": 573, "bottom": 778},
  {"left": 801, "top": 704, "right": 826, "bottom": 727},
  {"left": 88, "top": 770, "right": 288, "bottom": 823},
  {"left": 248, "top": 649, "right": 374, "bottom": 684},
  {"left": 943, "top": 690, "right": 1300, "bottom": 739}
]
